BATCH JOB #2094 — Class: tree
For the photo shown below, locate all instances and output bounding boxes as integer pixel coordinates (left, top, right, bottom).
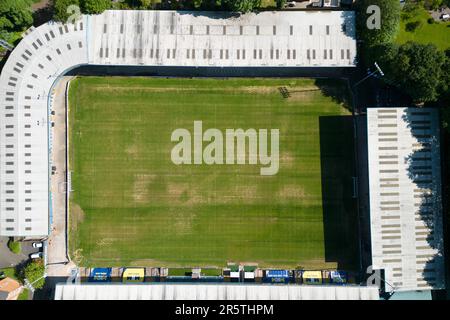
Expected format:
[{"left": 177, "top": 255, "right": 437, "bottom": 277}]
[
  {"left": 21, "top": 259, "right": 45, "bottom": 289},
  {"left": 222, "top": 0, "right": 261, "bottom": 13},
  {"left": 0, "top": 16, "right": 14, "bottom": 31},
  {"left": 423, "top": 0, "right": 443, "bottom": 10},
  {"left": 139, "top": 0, "right": 152, "bottom": 8},
  {"left": 440, "top": 49, "right": 450, "bottom": 96},
  {"left": 375, "top": 42, "right": 446, "bottom": 103},
  {"left": 0, "top": 0, "right": 33, "bottom": 32},
  {"left": 356, "top": 0, "right": 401, "bottom": 47},
  {"left": 81, "top": 0, "right": 111, "bottom": 14},
  {"left": 438, "top": 49, "right": 450, "bottom": 118},
  {"left": 54, "top": 0, "right": 80, "bottom": 22}
]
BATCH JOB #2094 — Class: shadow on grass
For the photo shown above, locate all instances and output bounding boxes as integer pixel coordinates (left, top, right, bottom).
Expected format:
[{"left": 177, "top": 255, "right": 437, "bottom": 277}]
[
  {"left": 319, "top": 115, "right": 359, "bottom": 270},
  {"left": 314, "top": 79, "right": 353, "bottom": 113}
]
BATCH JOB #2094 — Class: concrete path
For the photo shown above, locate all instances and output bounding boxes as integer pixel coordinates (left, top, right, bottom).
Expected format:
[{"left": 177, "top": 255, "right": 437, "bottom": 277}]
[{"left": 46, "top": 77, "right": 76, "bottom": 278}]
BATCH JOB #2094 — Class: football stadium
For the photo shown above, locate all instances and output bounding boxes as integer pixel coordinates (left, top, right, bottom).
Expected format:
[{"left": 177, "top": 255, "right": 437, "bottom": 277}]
[{"left": 0, "top": 9, "right": 445, "bottom": 300}]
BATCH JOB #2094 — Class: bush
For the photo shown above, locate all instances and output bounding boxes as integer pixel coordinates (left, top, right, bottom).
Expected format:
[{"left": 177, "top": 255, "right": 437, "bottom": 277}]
[
  {"left": 222, "top": 0, "right": 262, "bottom": 13},
  {"left": 7, "top": 239, "right": 21, "bottom": 254},
  {"left": 405, "top": 21, "right": 422, "bottom": 32},
  {"left": 81, "top": 0, "right": 110, "bottom": 14},
  {"left": 427, "top": 17, "right": 435, "bottom": 24}
]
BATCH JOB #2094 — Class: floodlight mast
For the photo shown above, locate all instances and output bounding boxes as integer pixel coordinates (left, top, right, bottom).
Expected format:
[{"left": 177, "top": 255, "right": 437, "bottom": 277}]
[
  {"left": 374, "top": 62, "right": 384, "bottom": 77},
  {"left": 353, "top": 62, "right": 385, "bottom": 88}
]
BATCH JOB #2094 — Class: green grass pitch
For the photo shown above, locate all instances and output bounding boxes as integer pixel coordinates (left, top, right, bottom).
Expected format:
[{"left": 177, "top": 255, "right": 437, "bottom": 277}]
[{"left": 69, "top": 77, "right": 359, "bottom": 269}]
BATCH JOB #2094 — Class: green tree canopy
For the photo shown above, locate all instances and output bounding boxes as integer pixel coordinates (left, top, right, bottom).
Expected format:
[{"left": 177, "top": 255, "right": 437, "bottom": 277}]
[
  {"left": 222, "top": 0, "right": 261, "bottom": 13},
  {"left": 0, "top": 16, "right": 14, "bottom": 31},
  {"left": 441, "top": 49, "right": 450, "bottom": 96},
  {"left": 0, "top": 0, "right": 33, "bottom": 32},
  {"left": 81, "top": 0, "right": 111, "bottom": 14},
  {"left": 438, "top": 50, "right": 450, "bottom": 120},
  {"left": 356, "top": 0, "right": 401, "bottom": 46},
  {"left": 137, "top": 0, "right": 157, "bottom": 8},
  {"left": 54, "top": 0, "right": 80, "bottom": 22},
  {"left": 22, "top": 259, "right": 45, "bottom": 289},
  {"left": 374, "top": 42, "right": 446, "bottom": 103}
]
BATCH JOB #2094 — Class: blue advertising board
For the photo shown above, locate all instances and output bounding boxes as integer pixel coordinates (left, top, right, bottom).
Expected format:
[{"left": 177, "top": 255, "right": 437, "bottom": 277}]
[{"left": 89, "top": 268, "right": 112, "bottom": 282}]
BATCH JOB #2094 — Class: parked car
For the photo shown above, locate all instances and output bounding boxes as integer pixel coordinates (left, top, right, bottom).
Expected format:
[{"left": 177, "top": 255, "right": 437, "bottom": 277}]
[
  {"left": 30, "top": 252, "right": 43, "bottom": 259},
  {"left": 32, "top": 242, "right": 43, "bottom": 248}
]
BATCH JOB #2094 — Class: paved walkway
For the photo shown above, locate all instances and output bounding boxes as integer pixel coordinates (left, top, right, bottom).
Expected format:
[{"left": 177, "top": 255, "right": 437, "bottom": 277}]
[
  {"left": 46, "top": 77, "right": 76, "bottom": 277},
  {"left": 430, "top": 7, "right": 450, "bottom": 21}
]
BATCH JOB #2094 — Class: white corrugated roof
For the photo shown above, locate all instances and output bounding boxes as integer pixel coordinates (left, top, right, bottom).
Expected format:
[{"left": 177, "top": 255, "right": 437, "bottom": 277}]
[
  {"left": 54, "top": 284, "right": 379, "bottom": 300},
  {"left": 367, "top": 107, "right": 445, "bottom": 292},
  {"left": 89, "top": 10, "right": 357, "bottom": 67}
]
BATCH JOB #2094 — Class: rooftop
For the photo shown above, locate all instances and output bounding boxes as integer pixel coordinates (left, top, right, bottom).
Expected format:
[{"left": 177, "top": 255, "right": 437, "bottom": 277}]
[{"left": 367, "top": 107, "right": 445, "bottom": 292}]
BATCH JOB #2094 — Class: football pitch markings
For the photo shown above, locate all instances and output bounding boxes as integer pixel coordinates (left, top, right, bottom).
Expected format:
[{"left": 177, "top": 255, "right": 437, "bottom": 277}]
[{"left": 68, "top": 77, "right": 358, "bottom": 269}]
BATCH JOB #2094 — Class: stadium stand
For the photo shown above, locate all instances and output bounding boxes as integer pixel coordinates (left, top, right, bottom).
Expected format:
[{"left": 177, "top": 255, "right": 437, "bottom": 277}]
[
  {"left": 367, "top": 107, "right": 445, "bottom": 292},
  {"left": 0, "top": 18, "right": 88, "bottom": 237},
  {"left": 54, "top": 283, "right": 379, "bottom": 300}
]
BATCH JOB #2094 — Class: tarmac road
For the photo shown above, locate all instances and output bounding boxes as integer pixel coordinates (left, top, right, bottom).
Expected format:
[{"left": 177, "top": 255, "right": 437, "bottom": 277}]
[{"left": 0, "top": 236, "right": 36, "bottom": 269}]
